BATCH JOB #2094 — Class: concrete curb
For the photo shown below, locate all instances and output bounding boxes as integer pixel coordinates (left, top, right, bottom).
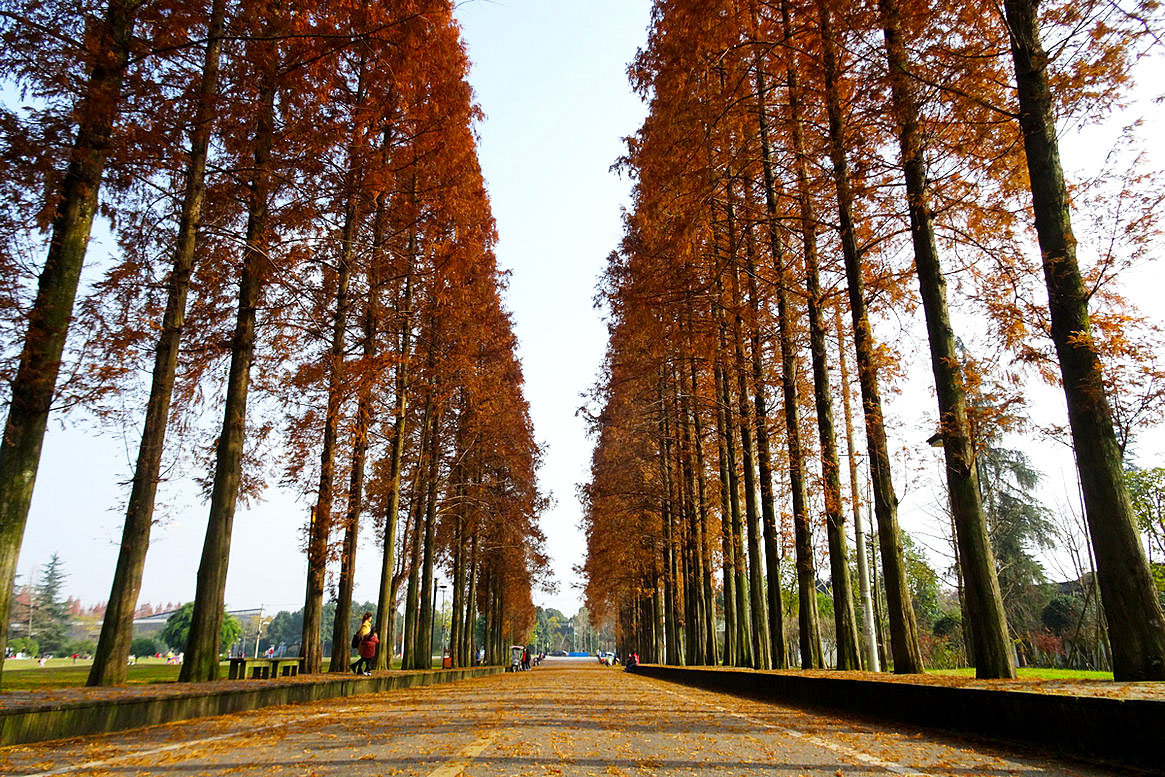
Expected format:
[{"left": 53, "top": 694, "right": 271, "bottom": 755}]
[
  {"left": 629, "top": 665, "right": 1163, "bottom": 771},
  {"left": 0, "top": 666, "right": 504, "bottom": 746}
]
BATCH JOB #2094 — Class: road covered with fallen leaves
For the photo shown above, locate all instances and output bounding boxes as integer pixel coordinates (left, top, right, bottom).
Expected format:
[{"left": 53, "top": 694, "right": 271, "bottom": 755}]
[{"left": 0, "top": 659, "right": 1133, "bottom": 776}]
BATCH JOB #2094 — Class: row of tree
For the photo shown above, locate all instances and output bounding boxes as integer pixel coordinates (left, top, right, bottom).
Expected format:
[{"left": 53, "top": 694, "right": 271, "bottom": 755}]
[
  {"left": 581, "top": 0, "right": 1165, "bottom": 679},
  {"left": 0, "top": 0, "right": 549, "bottom": 685}
]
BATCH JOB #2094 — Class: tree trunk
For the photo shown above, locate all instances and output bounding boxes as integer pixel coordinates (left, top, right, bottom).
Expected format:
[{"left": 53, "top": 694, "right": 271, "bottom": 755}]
[
  {"left": 1003, "top": 0, "right": 1165, "bottom": 680},
  {"left": 658, "top": 380, "right": 685, "bottom": 665},
  {"left": 876, "top": 0, "right": 1014, "bottom": 680},
  {"left": 816, "top": 0, "right": 924, "bottom": 673},
  {"left": 778, "top": 0, "right": 860, "bottom": 668},
  {"left": 449, "top": 506, "right": 466, "bottom": 667},
  {"left": 302, "top": 139, "right": 363, "bottom": 676},
  {"left": 836, "top": 304, "right": 880, "bottom": 671},
  {"left": 400, "top": 442, "right": 425, "bottom": 669},
  {"left": 88, "top": 0, "right": 221, "bottom": 687},
  {"left": 0, "top": 0, "right": 138, "bottom": 674},
  {"left": 714, "top": 357, "right": 739, "bottom": 666},
  {"left": 416, "top": 394, "right": 442, "bottom": 670},
  {"left": 330, "top": 186, "right": 384, "bottom": 675},
  {"left": 688, "top": 355, "right": 719, "bottom": 664},
  {"left": 464, "top": 528, "right": 479, "bottom": 665},
  {"left": 754, "top": 57, "right": 820, "bottom": 669},
  {"left": 180, "top": 66, "right": 278, "bottom": 684},
  {"left": 724, "top": 189, "right": 771, "bottom": 669},
  {"left": 374, "top": 234, "right": 414, "bottom": 670},
  {"left": 716, "top": 303, "right": 752, "bottom": 667}
]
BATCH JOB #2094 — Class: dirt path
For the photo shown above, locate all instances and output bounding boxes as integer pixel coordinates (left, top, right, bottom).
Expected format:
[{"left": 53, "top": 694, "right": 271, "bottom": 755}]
[{"left": 0, "top": 659, "right": 1133, "bottom": 776}]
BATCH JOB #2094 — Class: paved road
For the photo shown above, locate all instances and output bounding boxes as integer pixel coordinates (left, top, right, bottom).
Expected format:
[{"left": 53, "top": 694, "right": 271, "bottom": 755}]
[{"left": 0, "top": 660, "right": 1130, "bottom": 776}]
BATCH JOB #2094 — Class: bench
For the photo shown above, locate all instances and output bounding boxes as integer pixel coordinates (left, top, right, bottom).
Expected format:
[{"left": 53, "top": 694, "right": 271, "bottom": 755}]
[{"left": 228, "top": 656, "right": 302, "bottom": 680}]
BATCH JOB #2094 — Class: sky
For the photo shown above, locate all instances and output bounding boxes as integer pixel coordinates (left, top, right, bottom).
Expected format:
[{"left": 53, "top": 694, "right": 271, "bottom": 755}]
[
  {"left": 12, "top": 1, "right": 1165, "bottom": 620},
  {"left": 15, "top": 0, "right": 654, "bottom": 618}
]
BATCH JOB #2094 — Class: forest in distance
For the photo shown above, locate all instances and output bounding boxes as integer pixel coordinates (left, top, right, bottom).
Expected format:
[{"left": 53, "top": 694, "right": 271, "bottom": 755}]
[
  {"left": 580, "top": 0, "right": 1165, "bottom": 681},
  {"left": 0, "top": 0, "right": 551, "bottom": 686}
]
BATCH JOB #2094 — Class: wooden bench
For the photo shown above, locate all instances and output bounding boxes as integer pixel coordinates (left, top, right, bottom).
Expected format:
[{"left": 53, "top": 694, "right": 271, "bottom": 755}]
[{"left": 228, "top": 656, "right": 302, "bottom": 680}]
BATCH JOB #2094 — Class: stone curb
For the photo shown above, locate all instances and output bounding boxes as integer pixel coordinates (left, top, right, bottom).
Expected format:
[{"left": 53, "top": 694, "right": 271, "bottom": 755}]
[
  {"left": 628, "top": 664, "right": 1163, "bottom": 771},
  {"left": 0, "top": 666, "right": 504, "bottom": 746}
]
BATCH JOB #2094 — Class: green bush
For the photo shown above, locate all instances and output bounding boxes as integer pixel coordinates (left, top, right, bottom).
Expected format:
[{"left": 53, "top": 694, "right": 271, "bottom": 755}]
[
  {"left": 130, "top": 637, "right": 158, "bottom": 657},
  {"left": 160, "top": 602, "right": 242, "bottom": 653},
  {"left": 66, "top": 639, "right": 96, "bottom": 656}
]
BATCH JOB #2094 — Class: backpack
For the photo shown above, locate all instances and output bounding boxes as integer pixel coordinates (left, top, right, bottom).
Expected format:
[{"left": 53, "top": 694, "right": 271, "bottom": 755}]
[{"left": 351, "top": 632, "right": 361, "bottom": 649}]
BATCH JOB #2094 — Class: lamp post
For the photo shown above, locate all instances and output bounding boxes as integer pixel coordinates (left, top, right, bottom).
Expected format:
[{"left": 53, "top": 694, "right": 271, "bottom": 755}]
[{"left": 253, "top": 605, "right": 264, "bottom": 658}]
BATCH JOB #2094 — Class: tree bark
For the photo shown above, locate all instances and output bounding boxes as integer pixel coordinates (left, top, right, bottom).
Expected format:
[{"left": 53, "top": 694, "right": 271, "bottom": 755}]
[
  {"left": 416, "top": 393, "right": 442, "bottom": 670},
  {"left": 688, "top": 355, "right": 719, "bottom": 664},
  {"left": 179, "top": 58, "right": 278, "bottom": 683},
  {"left": 836, "top": 304, "right": 880, "bottom": 671},
  {"left": 816, "top": 0, "right": 924, "bottom": 673},
  {"left": 727, "top": 254, "right": 772, "bottom": 669},
  {"left": 330, "top": 183, "right": 383, "bottom": 674},
  {"left": 302, "top": 135, "right": 362, "bottom": 676},
  {"left": 754, "top": 57, "right": 820, "bottom": 669},
  {"left": 89, "top": 0, "right": 221, "bottom": 687},
  {"left": 1004, "top": 0, "right": 1165, "bottom": 680},
  {"left": 0, "top": 0, "right": 138, "bottom": 674},
  {"left": 464, "top": 528, "right": 479, "bottom": 664},
  {"left": 374, "top": 227, "right": 414, "bottom": 670},
  {"left": 877, "top": 0, "right": 1014, "bottom": 679},
  {"left": 779, "top": 0, "right": 860, "bottom": 668},
  {"left": 714, "top": 357, "right": 739, "bottom": 666}
]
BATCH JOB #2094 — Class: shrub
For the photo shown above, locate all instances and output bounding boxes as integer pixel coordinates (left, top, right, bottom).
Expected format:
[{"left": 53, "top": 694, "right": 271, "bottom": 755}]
[{"left": 130, "top": 637, "right": 158, "bottom": 657}]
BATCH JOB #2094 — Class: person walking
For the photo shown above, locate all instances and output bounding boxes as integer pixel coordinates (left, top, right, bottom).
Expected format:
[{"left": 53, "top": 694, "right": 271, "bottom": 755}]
[
  {"left": 353, "top": 630, "right": 378, "bottom": 675},
  {"left": 349, "top": 612, "right": 373, "bottom": 673}
]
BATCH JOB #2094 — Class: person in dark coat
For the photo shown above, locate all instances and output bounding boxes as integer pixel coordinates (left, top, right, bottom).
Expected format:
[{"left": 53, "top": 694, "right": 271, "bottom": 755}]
[{"left": 353, "top": 630, "right": 379, "bottom": 675}]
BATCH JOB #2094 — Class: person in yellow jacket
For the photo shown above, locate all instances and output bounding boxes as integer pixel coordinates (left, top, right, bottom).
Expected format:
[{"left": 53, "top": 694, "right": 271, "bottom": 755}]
[{"left": 350, "top": 612, "right": 373, "bottom": 673}]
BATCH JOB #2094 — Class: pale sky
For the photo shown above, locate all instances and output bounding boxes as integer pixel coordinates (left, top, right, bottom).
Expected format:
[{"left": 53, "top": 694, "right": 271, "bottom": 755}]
[{"left": 14, "top": 1, "right": 1165, "bottom": 619}]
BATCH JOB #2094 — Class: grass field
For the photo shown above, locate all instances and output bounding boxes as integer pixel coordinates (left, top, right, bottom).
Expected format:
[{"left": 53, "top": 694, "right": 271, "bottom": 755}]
[
  {"left": 1, "top": 656, "right": 414, "bottom": 691},
  {"left": 1, "top": 657, "right": 185, "bottom": 690},
  {"left": 929, "top": 667, "right": 1115, "bottom": 680}
]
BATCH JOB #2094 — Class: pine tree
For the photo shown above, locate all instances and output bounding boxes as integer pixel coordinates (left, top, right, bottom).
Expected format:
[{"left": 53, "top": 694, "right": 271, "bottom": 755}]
[{"left": 34, "top": 553, "right": 71, "bottom": 655}]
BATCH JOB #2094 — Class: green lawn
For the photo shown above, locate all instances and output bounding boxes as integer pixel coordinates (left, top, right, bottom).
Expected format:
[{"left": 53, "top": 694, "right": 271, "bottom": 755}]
[
  {"left": 1, "top": 656, "right": 412, "bottom": 691},
  {"left": 928, "top": 667, "right": 1114, "bottom": 681},
  {"left": 1, "top": 657, "right": 184, "bottom": 690}
]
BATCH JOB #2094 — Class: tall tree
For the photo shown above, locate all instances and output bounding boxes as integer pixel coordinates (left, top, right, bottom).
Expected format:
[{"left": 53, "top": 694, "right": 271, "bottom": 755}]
[
  {"left": 780, "top": 0, "right": 860, "bottom": 670},
  {"left": 180, "top": 0, "right": 284, "bottom": 682},
  {"left": 0, "top": 0, "right": 141, "bottom": 674},
  {"left": 89, "top": 0, "right": 228, "bottom": 687},
  {"left": 1002, "top": 0, "right": 1165, "bottom": 680},
  {"left": 814, "top": 0, "right": 924, "bottom": 673},
  {"left": 34, "top": 553, "right": 71, "bottom": 655},
  {"left": 876, "top": 0, "right": 1014, "bottom": 678}
]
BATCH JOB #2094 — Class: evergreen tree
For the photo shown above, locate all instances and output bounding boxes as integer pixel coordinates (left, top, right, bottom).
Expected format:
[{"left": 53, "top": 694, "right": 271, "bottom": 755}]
[
  {"left": 979, "top": 446, "right": 1057, "bottom": 640},
  {"left": 34, "top": 553, "right": 71, "bottom": 654}
]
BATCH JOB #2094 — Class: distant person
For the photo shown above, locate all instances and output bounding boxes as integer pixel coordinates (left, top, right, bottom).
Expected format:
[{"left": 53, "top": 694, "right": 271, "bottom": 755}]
[
  {"left": 353, "top": 630, "right": 378, "bottom": 675},
  {"left": 350, "top": 612, "right": 372, "bottom": 652}
]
